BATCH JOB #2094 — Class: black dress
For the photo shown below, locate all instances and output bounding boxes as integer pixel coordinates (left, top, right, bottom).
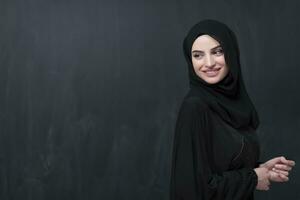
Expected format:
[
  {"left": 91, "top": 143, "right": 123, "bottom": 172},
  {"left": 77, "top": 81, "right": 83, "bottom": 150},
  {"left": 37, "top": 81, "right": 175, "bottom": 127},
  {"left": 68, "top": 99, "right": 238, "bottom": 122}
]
[
  {"left": 170, "top": 19, "right": 261, "bottom": 200},
  {"left": 169, "top": 93, "right": 260, "bottom": 200}
]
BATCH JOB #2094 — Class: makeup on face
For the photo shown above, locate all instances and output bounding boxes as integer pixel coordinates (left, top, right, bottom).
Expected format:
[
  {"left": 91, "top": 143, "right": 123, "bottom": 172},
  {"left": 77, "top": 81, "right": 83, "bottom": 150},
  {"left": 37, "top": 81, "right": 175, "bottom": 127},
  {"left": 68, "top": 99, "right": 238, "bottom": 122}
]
[{"left": 191, "top": 35, "right": 229, "bottom": 84}]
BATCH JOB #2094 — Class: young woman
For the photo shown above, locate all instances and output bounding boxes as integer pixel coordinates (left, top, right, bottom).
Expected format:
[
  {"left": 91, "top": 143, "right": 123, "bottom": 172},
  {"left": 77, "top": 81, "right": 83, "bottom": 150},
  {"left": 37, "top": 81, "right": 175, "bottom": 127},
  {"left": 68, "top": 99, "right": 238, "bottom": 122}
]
[{"left": 169, "top": 19, "right": 295, "bottom": 200}]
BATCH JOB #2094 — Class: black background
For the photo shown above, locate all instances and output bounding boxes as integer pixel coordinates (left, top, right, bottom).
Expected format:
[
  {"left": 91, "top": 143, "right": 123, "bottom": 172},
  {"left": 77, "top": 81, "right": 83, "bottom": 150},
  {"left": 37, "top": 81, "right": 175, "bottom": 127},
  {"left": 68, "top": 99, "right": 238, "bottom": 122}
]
[{"left": 0, "top": 0, "right": 299, "bottom": 199}]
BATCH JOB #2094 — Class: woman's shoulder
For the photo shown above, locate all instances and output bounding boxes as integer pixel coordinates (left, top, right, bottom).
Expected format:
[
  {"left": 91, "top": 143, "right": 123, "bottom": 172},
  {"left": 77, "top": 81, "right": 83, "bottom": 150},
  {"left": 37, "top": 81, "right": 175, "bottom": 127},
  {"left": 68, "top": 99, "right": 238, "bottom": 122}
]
[{"left": 180, "top": 95, "right": 210, "bottom": 114}]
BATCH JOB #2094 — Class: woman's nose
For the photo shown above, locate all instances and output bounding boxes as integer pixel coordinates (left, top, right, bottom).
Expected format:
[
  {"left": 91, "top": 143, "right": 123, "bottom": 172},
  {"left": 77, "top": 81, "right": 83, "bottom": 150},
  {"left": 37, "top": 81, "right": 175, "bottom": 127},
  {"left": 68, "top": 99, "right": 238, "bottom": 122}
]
[{"left": 204, "top": 55, "right": 216, "bottom": 68}]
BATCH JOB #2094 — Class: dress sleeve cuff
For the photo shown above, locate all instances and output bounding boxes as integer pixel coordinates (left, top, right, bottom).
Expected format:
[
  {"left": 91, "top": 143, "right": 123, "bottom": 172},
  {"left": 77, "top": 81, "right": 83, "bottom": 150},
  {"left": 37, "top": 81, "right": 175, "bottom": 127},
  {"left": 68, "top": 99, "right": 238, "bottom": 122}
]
[
  {"left": 250, "top": 168, "right": 258, "bottom": 189},
  {"left": 255, "top": 161, "right": 264, "bottom": 168}
]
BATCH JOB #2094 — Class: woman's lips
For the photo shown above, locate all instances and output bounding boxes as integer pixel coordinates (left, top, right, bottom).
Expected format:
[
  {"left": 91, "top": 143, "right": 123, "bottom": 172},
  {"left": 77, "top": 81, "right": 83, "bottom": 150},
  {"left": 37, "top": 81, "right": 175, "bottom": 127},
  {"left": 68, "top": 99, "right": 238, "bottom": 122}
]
[{"left": 203, "top": 68, "right": 221, "bottom": 77}]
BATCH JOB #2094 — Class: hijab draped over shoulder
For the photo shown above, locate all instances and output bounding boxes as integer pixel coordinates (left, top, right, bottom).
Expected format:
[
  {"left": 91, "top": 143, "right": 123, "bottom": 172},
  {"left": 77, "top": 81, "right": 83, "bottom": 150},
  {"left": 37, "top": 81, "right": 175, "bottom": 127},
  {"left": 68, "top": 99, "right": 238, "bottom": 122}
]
[{"left": 183, "top": 19, "right": 259, "bottom": 130}]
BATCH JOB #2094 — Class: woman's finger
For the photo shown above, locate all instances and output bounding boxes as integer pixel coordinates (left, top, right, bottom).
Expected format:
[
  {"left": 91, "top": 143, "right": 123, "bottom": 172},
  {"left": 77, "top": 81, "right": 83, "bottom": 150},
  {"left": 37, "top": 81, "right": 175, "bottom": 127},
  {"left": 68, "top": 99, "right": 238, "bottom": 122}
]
[
  {"left": 279, "top": 173, "right": 289, "bottom": 181},
  {"left": 270, "top": 172, "right": 289, "bottom": 182},
  {"left": 287, "top": 160, "right": 296, "bottom": 167},
  {"left": 272, "top": 168, "right": 289, "bottom": 176},
  {"left": 275, "top": 164, "right": 292, "bottom": 171},
  {"left": 279, "top": 156, "right": 296, "bottom": 167}
]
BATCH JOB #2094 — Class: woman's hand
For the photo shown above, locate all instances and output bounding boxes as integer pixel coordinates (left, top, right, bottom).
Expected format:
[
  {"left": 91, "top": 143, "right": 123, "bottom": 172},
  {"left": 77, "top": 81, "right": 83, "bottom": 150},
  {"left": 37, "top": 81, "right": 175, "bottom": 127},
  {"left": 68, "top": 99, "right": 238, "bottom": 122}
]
[
  {"left": 259, "top": 156, "right": 295, "bottom": 182},
  {"left": 254, "top": 156, "right": 295, "bottom": 190},
  {"left": 254, "top": 167, "right": 271, "bottom": 190}
]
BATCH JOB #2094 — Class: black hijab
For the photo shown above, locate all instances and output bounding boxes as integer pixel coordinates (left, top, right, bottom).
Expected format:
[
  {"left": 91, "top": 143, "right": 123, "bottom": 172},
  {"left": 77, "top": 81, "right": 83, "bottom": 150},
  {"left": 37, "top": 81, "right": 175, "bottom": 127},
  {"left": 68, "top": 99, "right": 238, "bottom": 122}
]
[{"left": 183, "top": 19, "right": 259, "bottom": 130}]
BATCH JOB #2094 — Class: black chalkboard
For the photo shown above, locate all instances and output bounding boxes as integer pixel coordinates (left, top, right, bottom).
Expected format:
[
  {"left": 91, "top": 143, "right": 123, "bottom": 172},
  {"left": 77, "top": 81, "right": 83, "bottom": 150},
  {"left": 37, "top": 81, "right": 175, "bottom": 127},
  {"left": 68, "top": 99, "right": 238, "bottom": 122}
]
[{"left": 0, "top": 0, "right": 299, "bottom": 199}]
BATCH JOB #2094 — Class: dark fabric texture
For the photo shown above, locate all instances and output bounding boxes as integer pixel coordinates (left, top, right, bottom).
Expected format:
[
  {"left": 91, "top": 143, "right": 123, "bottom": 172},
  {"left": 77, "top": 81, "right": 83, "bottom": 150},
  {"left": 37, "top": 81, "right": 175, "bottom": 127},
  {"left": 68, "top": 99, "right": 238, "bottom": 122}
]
[
  {"left": 169, "top": 20, "right": 261, "bottom": 200},
  {"left": 183, "top": 19, "right": 259, "bottom": 130}
]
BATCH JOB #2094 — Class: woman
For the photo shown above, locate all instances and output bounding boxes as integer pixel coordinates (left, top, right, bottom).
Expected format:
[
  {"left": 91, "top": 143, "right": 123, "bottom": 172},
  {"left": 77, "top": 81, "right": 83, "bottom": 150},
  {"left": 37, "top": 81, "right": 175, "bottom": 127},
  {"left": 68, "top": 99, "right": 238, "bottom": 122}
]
[{"left": 169, "top": 19, "right": 295, "bottom": 200}]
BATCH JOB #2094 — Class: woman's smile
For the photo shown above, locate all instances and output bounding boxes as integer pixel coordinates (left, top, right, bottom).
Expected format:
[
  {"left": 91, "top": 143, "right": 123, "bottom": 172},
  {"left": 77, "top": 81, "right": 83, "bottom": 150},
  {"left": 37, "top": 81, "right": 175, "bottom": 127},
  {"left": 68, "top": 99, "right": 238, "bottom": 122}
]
[{"left": 202, "top": 68, "right": 222, "bottom": 77}]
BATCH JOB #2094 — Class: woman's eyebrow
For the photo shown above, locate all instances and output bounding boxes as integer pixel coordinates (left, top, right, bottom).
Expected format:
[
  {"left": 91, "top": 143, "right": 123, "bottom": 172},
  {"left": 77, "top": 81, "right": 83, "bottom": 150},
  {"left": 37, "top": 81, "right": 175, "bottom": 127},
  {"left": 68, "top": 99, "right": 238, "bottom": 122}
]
[
  {"left": 211, "top": 45, "right": 222, "bottom": 50},
  {"left": 191, "top": 45, "right": 222, "bottom": 53}
]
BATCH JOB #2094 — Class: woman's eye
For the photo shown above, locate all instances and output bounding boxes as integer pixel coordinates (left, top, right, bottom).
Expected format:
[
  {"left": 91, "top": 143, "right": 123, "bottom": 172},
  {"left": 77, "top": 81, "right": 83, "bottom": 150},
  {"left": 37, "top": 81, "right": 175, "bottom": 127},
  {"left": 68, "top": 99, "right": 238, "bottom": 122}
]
[
  {"left": 214, "top": 48, "right": 224, "bottom": 56},
  {"left": 193, "top": 53, "right": 204, "bottom": 59}
]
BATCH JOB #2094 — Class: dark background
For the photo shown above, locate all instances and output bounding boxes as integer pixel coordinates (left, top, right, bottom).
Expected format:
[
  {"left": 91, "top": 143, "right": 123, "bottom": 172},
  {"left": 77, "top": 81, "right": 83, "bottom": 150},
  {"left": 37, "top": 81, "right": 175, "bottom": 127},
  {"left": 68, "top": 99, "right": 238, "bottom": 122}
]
[{"left": 0, "top": 0, "right": 299, "bottom": 199}]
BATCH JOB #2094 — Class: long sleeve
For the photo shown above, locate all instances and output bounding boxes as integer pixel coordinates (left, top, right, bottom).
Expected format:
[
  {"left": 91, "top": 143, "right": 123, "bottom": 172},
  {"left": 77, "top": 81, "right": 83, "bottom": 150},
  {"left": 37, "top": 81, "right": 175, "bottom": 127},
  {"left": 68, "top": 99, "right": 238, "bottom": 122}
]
[
  {"left": 255, "top": 161, "right": 264, "bottom": 168},
  {"left": 170, "top": 98, "right": 258, "bottom": 200}
]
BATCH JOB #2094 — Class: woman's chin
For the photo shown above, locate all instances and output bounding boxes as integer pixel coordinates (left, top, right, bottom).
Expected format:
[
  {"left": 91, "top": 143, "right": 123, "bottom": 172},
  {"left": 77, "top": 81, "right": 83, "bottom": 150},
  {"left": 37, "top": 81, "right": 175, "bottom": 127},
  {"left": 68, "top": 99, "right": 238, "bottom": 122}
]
[{"left": 198, "top": 74, "right": 223, "bottom": 84}]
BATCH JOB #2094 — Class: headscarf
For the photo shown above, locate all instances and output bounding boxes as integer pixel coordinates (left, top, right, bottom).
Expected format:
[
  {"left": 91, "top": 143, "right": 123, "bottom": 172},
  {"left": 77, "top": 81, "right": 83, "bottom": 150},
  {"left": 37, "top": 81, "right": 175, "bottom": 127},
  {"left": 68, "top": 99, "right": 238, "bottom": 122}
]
[{"left": 183, "top": 19, "right": 259, "bottom": 129}]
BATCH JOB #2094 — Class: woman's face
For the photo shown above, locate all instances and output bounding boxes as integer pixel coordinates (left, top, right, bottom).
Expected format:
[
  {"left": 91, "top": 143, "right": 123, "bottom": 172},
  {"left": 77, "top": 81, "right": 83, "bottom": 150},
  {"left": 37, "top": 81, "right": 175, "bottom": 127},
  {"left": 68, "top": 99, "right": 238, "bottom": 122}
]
[{"left": 191, "top": 34, "right": 229, "bottom": 84}]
